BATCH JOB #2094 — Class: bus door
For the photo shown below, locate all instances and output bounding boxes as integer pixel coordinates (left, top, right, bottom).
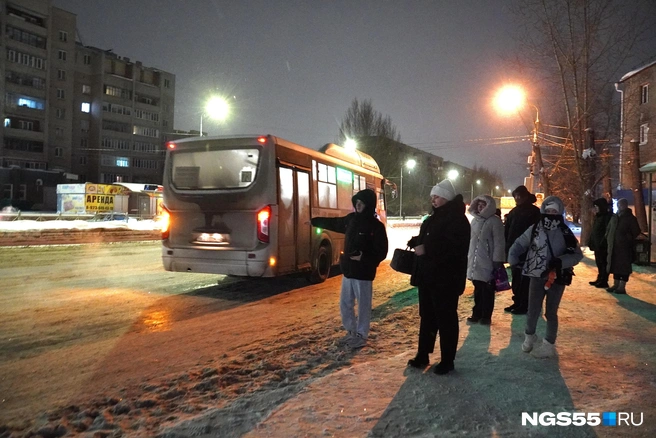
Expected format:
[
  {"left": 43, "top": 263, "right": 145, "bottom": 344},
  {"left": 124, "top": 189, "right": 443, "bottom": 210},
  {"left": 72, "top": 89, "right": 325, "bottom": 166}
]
[{"left": 277, "top": 166, "right": 312, "bottom": 273}]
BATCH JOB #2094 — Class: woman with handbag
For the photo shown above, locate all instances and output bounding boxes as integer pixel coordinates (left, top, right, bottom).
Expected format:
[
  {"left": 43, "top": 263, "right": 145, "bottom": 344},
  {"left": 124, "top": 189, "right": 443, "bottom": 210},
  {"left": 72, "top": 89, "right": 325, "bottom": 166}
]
[
  {"left": 508, "top": 196, "right": 583, "bottom": 358},
  {"left": 406, "top": 179, "right": 470, "bottom": 375},
  {"left": 466, "top": 195, "right": 506, "bottom": 325}
]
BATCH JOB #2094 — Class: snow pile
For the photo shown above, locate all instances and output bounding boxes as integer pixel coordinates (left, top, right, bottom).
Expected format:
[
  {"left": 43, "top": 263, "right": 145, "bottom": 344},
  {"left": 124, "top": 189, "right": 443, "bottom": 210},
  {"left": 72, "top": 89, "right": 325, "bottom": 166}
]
[{"left": 0, "top": 218, "right": 164, "bottom": 232}]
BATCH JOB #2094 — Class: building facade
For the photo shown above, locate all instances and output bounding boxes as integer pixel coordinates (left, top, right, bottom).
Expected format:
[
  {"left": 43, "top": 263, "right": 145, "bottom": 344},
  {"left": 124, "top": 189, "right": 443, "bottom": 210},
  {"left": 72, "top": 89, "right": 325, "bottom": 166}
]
[
  {"left": 617, "top": 59, "right": 655, "bottom": 189},
  {"left": 1, "top": 0, "right": 175, "bottom": 209}
]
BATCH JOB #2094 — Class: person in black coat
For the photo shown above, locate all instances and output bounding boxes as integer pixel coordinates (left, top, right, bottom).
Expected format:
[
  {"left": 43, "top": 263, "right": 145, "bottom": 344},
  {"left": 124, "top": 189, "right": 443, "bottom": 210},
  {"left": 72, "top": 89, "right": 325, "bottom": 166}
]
[
  {"left": 605, "top": 198, "right": 641, "bottom": 294},
  {"left": 406, "top": 179, "right": 470, "bottom": 375},
  {"left": 503, "top": 185, "right": 541, "bottom": 314},
  {"left": 310, "top": 189, "right": 388, "bottom": 349},
  {"left": 586, "top": 197, "right": 612, "bottom": 288}
]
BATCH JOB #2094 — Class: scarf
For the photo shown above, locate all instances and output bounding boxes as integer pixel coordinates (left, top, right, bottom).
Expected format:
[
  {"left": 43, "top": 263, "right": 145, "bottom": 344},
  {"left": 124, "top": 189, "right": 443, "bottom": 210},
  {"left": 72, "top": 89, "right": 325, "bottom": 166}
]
[{"left": 522, "top": 215, "right": 563, "bottom": 277}]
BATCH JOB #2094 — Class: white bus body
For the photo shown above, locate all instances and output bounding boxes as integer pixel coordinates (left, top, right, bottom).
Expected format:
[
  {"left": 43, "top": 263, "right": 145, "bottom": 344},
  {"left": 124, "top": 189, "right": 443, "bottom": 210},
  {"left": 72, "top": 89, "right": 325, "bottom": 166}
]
[{"left": 161, "top": 135, "right": 387, "bottom": 282}]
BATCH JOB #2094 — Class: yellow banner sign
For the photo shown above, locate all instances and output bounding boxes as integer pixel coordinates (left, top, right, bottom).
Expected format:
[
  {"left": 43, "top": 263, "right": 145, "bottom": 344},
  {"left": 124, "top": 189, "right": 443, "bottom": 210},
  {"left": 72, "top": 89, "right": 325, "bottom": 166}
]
[{"left": 85, "top": 194, "right": 115, "bottom": 211}]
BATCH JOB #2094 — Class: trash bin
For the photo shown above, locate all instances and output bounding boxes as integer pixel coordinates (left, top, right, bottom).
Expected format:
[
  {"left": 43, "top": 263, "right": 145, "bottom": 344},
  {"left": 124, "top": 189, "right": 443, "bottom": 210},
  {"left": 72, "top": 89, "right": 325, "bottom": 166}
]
[{"left": 634, "top": 238, "right": 651, "bottom": 265}]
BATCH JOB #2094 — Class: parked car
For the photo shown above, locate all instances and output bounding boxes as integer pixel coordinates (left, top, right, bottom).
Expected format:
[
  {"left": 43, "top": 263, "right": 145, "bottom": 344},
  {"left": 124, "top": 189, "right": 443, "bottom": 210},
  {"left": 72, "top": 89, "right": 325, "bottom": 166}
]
[
  {"left": 0, "top": 206, "right": 20, "bottom": 221},
  {"left": 88, "top": 212, "right": 129, "bottom": 222},
  {"left": 564, "top": 220, "right": 581, "bottom": 234}
]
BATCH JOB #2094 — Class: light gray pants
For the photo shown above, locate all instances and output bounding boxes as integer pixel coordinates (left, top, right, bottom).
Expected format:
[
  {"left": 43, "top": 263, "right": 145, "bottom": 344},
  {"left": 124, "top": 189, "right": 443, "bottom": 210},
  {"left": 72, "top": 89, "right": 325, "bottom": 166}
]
[
  {"left": 525, "top": 276, "right": 565, "bottom": 344},
  {"left": 340, "top": 277, "right": 373, "bottom": 339}
]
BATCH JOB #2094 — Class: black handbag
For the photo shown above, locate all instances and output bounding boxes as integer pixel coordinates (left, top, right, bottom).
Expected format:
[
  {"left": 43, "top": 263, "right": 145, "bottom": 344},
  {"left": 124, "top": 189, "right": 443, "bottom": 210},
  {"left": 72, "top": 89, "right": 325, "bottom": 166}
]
[{"left": 391, "top": 247, "right": 416, "bottom": 275}]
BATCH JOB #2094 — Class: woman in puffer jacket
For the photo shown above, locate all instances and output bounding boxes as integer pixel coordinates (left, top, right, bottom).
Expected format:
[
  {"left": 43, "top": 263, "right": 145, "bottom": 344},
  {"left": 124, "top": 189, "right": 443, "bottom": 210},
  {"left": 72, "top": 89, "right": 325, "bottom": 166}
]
[
  {"left": 466, "top": 195, "right": 505, "bottom": 325},
  {"left": 508, "top": 196, "right": 583, "bottom": 358}
]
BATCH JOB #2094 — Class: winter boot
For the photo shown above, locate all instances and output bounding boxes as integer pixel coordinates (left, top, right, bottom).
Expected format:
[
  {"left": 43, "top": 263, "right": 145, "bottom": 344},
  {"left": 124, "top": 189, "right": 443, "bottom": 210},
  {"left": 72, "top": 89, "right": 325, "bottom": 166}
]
[
  {"left": 407, "top": 352, "right": 430, "bottom": 368},
  {"left": 614, "top": 280, "right": 627, "bottom": 295},
  {"left": 337, "top": 331, "right": 355, "bottom": 345},
  {"left": 433, "top": 361, "right": 455, "bottom": 375},
  {"left": 522, "top": 333, "right": 538, "bottom": 353},
  {"left": 595, "top": 280, "right": 609, "bottom": 288},
  {"left": 531, "top": 339, "right": 556, "bottom": 358},
  {"left": 346, "top": 333, "right": 367, "bottom": 349},
  {"left": 588, "top": 277, "right": 600, "bottom": 286},
  {"left": 606, "top": 279, "right": 619, "bottom": 293}
]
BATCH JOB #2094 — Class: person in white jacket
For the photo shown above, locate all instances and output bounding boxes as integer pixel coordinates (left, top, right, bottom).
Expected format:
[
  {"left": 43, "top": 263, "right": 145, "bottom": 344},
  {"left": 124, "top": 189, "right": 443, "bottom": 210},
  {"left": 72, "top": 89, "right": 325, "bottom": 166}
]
[
  {"left": 466, "top": 195, "right": 506, "bottom": 325},
  {"left": 508, "top": 196, "right": 583, "bottom": 358}
]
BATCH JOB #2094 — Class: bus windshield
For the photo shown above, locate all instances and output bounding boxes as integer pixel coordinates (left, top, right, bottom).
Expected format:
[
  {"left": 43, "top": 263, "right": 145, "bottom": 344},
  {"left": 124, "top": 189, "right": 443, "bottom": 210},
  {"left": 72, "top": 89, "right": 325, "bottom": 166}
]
[{"left": 171, "top": 147, "right": 260, "bottom": 190}]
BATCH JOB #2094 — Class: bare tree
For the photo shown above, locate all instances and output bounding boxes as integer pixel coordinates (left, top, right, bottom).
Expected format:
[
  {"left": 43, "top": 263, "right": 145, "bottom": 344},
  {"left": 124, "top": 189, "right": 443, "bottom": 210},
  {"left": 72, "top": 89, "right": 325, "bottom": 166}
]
[
  {"left": 509, "top": 0, "right": 655, "bottom": 241},
  {"left": 338, "top": 98, "right": 401, "bottom": 145}
]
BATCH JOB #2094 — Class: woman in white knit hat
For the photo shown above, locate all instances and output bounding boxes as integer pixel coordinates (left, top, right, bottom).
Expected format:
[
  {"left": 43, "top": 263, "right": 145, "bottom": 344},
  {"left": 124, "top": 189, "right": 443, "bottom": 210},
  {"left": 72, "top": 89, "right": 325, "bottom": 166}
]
[{"left": 406, "top": 179, "right": 470, "bottom": 375}]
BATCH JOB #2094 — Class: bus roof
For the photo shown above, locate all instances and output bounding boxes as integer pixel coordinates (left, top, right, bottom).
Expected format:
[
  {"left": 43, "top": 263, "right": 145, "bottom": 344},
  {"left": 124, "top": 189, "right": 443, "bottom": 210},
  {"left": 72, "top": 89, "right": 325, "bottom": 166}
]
[{"left": 167, "top": 135, "right": 384, "bottom": 179}]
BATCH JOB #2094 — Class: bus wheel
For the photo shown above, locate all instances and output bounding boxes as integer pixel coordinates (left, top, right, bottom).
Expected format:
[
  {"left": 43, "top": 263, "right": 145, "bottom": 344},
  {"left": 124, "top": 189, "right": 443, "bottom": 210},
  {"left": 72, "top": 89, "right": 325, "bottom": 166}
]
[{"left": 309, "top": 245, "right": 331, "bottom": 284}]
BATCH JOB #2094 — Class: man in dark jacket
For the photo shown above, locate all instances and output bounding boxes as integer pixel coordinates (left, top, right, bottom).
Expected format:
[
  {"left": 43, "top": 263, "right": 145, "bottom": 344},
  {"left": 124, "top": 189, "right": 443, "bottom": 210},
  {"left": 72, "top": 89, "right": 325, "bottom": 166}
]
[
  {"left": 311, "top": 189, "right": 388, "bottom": 349},
  {"left": 406, "top": 179, "right": 470, "bottom": 375},
  {"left": 503, "top": 185, "right": 541, "bottom": 314},
  {"left": 586, "top": 197, "right": 612, "bottom": 288}
]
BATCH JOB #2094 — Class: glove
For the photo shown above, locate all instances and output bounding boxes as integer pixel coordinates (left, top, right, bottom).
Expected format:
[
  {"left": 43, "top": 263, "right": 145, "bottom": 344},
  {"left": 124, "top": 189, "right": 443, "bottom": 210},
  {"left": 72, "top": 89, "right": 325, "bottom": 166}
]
[
  {"left": 407, "top": 236, "right": 418, "bottom": 248},
  {"left": 549, "top": 258, "right": 562, "bottom": 270}
]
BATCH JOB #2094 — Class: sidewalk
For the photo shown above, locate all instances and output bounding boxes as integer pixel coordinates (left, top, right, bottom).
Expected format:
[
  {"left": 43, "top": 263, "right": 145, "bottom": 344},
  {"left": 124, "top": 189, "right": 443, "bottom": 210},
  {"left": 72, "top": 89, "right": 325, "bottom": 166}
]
[
  {"left": 162, "top": 253, "right": 656, "bottom": 437},
  {"left": 250, "top": 253, "right": 656, "bottom": 437}
]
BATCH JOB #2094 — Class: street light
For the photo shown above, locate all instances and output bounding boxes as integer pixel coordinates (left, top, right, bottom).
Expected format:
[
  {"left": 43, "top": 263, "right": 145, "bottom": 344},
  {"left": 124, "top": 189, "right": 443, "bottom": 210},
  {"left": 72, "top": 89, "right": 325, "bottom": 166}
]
[
  {"left": 200, "top": 96, "right": 230, "bottom": 136},
  {"left": 344, "top": 138, "right": 357, "bottom": 151},
  {"left": 471, "top": 179, "right": 481, "bottom": 201},
  {"left": 400, "top": 159, "right": 416, "bottom": 219},
  {"left": 494, "top": 85, "right": 549, "bottom": 194}
]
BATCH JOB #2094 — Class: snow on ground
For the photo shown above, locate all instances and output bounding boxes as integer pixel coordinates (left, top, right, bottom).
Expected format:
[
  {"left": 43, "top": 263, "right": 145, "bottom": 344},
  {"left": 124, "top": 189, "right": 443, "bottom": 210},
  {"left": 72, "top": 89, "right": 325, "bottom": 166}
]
[
  {"left": 0, "top": 217, "right": 164, "bottom": 232},
  {"left": 1, "top": 219, "right": 655, "bottom": 437}
]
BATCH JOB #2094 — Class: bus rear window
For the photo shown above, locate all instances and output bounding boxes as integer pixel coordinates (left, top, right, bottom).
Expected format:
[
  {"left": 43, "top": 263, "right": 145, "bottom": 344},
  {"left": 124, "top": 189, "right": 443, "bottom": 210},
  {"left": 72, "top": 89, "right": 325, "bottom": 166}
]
[{"left": 171, "top": 148, "right": 260, "bottom": 189}]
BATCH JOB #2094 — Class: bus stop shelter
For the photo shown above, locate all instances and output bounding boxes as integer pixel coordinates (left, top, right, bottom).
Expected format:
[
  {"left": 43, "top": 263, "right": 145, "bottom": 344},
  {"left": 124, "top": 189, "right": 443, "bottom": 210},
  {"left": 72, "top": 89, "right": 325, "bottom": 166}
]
[{"left": 639, "top": 162, "right": 656, "bottom": 264}]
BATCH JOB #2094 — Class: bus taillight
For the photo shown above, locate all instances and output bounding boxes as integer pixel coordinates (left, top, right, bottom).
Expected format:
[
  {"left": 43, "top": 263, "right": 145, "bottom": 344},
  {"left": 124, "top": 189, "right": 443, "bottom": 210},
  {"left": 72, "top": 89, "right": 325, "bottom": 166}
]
[
  {"left": 257, "top": 206, "right": 271, "bottom": 242},
  {"left": 160, "top": 205, "right": 171, "bottom": 240}
]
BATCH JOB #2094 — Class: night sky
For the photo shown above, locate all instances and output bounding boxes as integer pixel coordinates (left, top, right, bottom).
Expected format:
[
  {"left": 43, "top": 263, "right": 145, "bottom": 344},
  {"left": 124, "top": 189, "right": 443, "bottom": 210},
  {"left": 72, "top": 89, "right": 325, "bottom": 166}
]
[{"left": 49, "top": 0, "right": 652, "bottom": 188}]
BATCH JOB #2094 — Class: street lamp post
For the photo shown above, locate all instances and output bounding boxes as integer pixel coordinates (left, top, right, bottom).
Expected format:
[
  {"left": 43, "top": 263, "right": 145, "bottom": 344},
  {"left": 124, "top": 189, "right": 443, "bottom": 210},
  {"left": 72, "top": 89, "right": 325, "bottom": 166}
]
[
  {"left": 529, "top": 106, "right": 550, "bottom": 195},
  {"left": 494, "top": 85, "right": 550, "bottom": 195},
  {"left": 471, "top": 179, "right": 481, "bottom": 202},
  {"left": 400, "top": 159, "right": 416, "bottom": 219}
]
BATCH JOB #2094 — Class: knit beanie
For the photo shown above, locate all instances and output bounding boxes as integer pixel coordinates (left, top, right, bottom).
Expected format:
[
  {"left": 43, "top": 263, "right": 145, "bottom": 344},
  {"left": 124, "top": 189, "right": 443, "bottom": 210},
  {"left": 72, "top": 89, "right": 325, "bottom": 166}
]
[
  {"left": 430, "top": 179, "right": 456, "bottom": 201},
  {"left": 543, "top": 201, "right": 561, "bottom": 214}
]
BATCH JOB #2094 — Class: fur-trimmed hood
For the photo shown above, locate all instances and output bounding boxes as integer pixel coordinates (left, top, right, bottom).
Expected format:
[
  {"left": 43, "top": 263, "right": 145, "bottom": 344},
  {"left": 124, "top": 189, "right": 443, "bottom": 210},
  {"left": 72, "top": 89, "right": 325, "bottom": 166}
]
[{"left": 468, "top": 195, "right": 497, "bottom": 219}]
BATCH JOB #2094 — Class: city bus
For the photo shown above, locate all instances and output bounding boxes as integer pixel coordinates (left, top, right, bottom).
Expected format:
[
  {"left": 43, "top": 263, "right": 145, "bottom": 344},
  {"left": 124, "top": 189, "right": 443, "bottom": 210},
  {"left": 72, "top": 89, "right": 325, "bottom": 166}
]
[{"left": 161, "top": 135, "right": 387, "bottom": 283}]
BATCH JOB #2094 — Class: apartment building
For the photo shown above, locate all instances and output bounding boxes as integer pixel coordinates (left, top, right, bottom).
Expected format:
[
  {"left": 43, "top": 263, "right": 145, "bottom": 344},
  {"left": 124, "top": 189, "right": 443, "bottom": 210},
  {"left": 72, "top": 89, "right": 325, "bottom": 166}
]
[
  {"left": 1, "top": 0, "right": 175, "bottom": 209},
  {"left": 617, "top": 59, "right": 654, "bottom": 189}
]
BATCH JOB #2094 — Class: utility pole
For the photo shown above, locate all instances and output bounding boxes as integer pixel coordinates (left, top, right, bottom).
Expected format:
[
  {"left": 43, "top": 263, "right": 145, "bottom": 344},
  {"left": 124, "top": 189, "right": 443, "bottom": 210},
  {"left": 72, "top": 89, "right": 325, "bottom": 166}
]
[{"left": 533, "top": 116, "right": 550, "bottom": 195}]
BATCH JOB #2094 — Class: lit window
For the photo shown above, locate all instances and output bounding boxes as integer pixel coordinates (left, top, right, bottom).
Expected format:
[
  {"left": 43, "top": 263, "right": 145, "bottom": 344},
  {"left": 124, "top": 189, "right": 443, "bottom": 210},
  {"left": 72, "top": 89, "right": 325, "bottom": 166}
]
[
  {"left": 81, "top": 102, "right": 90, "bottom": 113},
  {"left": 82, "top": 85, "right": 91, "bottom": 94},
  {"left": 640, "top": 124, "right": 649, "bottom": 145},
  {"left": 116, "top": 157, "right": 129, "bottom": 167},
  {"left": 4, "top": 118, "right": 10, "bottom": 127}
]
